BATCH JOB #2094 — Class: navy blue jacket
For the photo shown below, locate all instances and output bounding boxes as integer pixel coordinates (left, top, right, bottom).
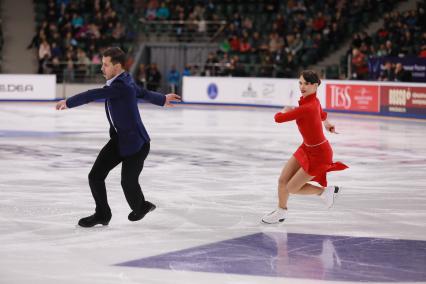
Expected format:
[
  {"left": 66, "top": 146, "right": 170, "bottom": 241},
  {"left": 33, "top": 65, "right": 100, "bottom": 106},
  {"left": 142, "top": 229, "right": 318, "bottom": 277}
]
[{"left": 66, "top": 72, "right": 166, "bottom": 157}]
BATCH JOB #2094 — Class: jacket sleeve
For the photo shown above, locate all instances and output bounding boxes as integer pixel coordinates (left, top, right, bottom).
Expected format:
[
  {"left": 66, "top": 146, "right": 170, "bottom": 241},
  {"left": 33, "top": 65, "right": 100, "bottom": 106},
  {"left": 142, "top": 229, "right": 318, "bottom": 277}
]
[
  {"left": 135, "top": 85, "right": 166, "bottom": 106},
  {"left": 274, "top": 106, "right": 307, "bottom": 123},
  {"left": 65, "top": 85, "right": 123, "bottom": 108}
]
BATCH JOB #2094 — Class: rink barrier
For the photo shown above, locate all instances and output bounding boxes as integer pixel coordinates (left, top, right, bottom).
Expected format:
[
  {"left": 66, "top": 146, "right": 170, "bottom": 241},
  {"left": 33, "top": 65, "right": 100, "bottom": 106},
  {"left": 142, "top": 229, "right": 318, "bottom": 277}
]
[
  {"left": 0, "top": 74, "right": 56, "bottom": 100},
  {"left": 183, "top": 77, "right": 426, "bottom": 119},
  {"left": 1, "top": 75, "right": 424, "bottom": 119}
]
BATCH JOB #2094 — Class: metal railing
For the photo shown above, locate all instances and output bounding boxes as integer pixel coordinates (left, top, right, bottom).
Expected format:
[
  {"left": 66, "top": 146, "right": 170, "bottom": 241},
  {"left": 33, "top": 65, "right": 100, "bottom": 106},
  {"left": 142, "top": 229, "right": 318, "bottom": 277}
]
[
  {"left": 138, "top": 19, "right": 227, "bottom": 42},
  {"left": 43, "top": 62, "right": 104, "bottom": 84},
  {"left": 43, "top": 60, "right": 349, "bottom": 84}
]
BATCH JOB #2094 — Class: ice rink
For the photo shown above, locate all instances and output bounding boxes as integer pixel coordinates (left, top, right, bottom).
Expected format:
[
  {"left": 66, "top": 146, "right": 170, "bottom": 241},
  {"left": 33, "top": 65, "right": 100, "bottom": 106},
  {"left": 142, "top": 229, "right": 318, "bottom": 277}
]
[{"left": 0, "top": 102, "right": 425, "bottom": 284}]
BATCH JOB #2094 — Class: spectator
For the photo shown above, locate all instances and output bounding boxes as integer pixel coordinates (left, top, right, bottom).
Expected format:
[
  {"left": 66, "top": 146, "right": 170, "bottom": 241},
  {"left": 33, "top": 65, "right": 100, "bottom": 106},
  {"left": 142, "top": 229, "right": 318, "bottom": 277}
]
[
  {"left": 27, "top": 29, "right": 46, "bottom": 50},
  {"left": 351, "top": 48, "right": 368, "bottom": 80},
  {"left": 379, "top": 61, "right": 394, "bottom": 81},
  {"left": 268, "top": 32, "right": 284, "bottom": 53},
  {"left": 218, "top": 53, "right": 231, "bottom": 76},
  {"left": 135, "top": 63, "right": 147, "bottom": 88},
  {"left": 229, "top": 35, "right": 240, "bottom": 52},
  {"left": 167, "top": 65, "right": 180, "bottom": 93},
  {"left": 230, "top": 56, "right": 246, "bottom": 77},
  {"left": 419, "top": 45, "right": 426, "bottom": 58},
  {"left": 48, "top": 56, "right": 64, "bottom": 82},
  {"left": 285, "top": 33, "right": 303, "bottom": 56},
  {"left": 145, "top": 0, "right": 158, "bottom": 20},
  {"left": 38, "top": 39, "right": 51, "bottom": 73},
  {"left": 156, "top": 2, "right": 170, "bottom": 20},
  {"left": 63, "top": 57, "right": 75, "bottom": 82},
  {"left": 112, "top": 22, "right": 125, "bottom": 41},
  {"left": 146, "top": 63, "right": 162, "bottom": 91},
  {"left": 71, "top": 13, "right": 84, "bottom": 29},
  {"left": 384, "top": 40, "right": 398, "bottom": 57},
  {"left": 182, "top": 64, "right": 191, "bottom": 76},
  {"left": 394, "top": 63, "right": 412, "bottom": 82},
  {"left": 250, "top": 31, "right": 267, "bottom": 53},
  {"left": 240, "top": 37, "right": 251, "bottom": 53},
  {"left": 219, "top": 38, "right": 231, "bottom": 53},
  {"left": 50, "top": 42, "right": 62, "bottom": 58},
  {"left": 376, "top": 44, "right": 387, "bottom": 57},
  {"left": 75, "top": 48, "right": 90, "bottom": 82},
  {"left": 204, "top": 52, "right": 219, "bottom": 76},
  {"left": 191, "top": 65, "right": 202, "bottom": 76},
  {"left": 312, "top": 12, "right": 326, "bottom": 32}
]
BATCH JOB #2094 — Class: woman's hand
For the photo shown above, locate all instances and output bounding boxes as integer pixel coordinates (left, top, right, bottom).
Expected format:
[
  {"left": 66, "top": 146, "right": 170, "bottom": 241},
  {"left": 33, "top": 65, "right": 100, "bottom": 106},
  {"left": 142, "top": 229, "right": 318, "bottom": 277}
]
[{"left": 323, "top": 119, "right": 338, "bottom": 134}]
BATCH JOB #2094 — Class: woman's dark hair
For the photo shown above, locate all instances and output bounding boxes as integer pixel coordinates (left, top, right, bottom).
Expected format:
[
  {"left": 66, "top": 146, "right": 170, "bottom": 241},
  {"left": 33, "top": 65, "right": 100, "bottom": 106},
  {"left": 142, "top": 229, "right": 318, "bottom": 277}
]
[
  {"left": 300, "top": 70, "right": 321, "bottom": 86},
  {"left": 102, "top": 47, "right": 126, "bottom": 66}
]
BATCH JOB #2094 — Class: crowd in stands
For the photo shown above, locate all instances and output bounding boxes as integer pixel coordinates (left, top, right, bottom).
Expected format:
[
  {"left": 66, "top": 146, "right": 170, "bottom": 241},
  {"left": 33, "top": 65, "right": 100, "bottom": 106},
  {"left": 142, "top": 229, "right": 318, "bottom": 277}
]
[
  {"left": 139, "top": 0, "right": 403, "bottom": 79},
  {"left": 29, "top": 0, "right": 425, "bottom": 84},
  {"left": 348, "top": 1, "right": 426, "bottom": 81},
  {"left": 137, "top": 0, "right": 225, "bottom": 41},
  {"left": 29, "top": 0, "right": 138, "bottom": 82}
]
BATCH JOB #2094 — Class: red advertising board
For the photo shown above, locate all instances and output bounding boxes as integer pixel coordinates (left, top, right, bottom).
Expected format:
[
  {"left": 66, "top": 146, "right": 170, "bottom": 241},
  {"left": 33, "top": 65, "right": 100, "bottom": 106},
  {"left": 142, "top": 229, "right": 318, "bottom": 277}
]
[
  {"left": 381, "top": 85, "right": 426, "bottom": 114},
  {"left": 325, "top": 83, "right": 380, "bottom": 112}
]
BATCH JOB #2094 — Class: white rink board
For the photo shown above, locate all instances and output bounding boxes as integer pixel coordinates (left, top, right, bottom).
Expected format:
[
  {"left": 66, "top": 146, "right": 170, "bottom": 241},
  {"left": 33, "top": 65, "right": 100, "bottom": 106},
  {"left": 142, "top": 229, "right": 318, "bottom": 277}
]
[
  {"left": 0, "top": 74, "right": 56, "bottom": 100},
  {"left": 183, "top": 76, "right": 302, "bottom": 107}
]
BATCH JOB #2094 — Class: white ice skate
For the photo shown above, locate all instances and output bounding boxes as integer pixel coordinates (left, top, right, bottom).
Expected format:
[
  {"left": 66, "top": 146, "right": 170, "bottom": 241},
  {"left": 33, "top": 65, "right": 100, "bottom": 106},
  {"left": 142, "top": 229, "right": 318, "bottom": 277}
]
[
  {"left": 320, "top": 186, "right": 340, "bottom": 209},
  {"left": 261, "top": 208, "right": 288, "bottom": 224}
]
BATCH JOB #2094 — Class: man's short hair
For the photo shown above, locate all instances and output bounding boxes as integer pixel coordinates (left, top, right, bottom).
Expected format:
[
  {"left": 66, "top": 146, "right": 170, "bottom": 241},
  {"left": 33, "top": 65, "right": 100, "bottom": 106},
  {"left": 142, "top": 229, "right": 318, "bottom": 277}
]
[{"left": 102, "top": 47, "right": 126, "bottom": 66}]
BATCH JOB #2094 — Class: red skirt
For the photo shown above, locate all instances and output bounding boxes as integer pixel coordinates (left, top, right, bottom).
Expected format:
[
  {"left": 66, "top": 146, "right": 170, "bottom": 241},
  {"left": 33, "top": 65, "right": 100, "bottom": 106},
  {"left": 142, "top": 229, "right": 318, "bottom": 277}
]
[{"left": 293, "top": 141, "right": 348, "bottom": 187}]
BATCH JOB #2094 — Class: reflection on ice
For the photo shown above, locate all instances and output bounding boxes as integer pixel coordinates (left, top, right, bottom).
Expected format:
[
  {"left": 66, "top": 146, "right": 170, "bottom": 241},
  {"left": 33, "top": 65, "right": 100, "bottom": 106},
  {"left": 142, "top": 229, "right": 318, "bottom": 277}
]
[{"left": 118, "top": 232, "right": 426, "bottom": 282}]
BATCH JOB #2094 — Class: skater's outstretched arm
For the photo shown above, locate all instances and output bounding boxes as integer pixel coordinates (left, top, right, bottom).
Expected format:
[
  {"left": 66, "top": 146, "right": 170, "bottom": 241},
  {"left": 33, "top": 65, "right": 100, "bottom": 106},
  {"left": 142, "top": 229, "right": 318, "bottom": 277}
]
[{"left": 135, "top": 85, "right": 181, "bottom": 107}]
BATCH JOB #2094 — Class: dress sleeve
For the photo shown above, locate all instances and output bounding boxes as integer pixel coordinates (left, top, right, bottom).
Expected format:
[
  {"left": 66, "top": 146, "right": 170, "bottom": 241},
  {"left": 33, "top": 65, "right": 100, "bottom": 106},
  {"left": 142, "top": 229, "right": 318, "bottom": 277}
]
[
  {"left": 319, "top": 103, "right": 328, "bottom": 121},
  {"left": 274, "top": 106, "right": 307, "bottom": 123}
]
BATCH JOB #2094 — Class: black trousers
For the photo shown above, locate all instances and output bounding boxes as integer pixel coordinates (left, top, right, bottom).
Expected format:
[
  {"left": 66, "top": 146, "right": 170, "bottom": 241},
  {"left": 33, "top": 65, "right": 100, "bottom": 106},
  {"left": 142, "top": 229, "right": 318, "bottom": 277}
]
[{"left": 88, "top": 139, "right": 150, "bottom": 216}]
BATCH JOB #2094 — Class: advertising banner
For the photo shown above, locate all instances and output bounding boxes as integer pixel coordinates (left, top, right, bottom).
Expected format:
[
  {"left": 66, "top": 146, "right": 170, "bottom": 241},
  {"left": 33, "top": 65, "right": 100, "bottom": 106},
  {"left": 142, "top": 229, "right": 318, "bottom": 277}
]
[
  {"left": 183, "top": 77, "right": 425, "bottom": 119},
  {"left": 368, "top": 57, "right": 426, "bottom": 82},
  {"left": 380, "top": 85, "right": 426, "bottom": 117},
  {"left": 0, "top": 74, "right": 56, "bottom": 100},
  {"left": 183, "top": 76, "right": 300, "bottom": 107},
  {"left": 325, "top": 83, "right": 380, "bottom": 113}
]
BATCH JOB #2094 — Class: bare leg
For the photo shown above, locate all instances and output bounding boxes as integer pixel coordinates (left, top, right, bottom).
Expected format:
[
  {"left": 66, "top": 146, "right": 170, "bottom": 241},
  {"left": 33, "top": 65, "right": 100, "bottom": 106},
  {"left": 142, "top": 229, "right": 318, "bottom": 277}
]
[
  {"left": 277, "top": 156, "right": 301, "bottom": 209},
  {"left": 294, "top": 183, "right": 324, "bottom": 195},
  {"left": 286, "top": 168, "right": 323, "bottom": 195}
]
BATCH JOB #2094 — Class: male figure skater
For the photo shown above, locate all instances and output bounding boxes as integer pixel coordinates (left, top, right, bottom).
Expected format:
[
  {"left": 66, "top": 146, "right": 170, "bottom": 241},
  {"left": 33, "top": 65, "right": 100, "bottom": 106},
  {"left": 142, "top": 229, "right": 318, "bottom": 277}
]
[{"left": 56, "top": 47, "right": 181, "bottom": 227}]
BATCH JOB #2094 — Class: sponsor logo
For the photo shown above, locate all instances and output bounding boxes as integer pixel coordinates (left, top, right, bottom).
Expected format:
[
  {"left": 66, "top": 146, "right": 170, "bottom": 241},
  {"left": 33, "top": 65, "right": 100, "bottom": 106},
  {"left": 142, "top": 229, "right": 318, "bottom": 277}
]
[
  {"left": 0, "top": 84, "right": 34, "bottom": 92},
  {"left": 388, "top": 88, "right": 411, "bottom": 106},
  {"left": 381, "top": 86, "right": 426, "bottom": 115},
  {"left": 262, "top": 83, "right": 274, "bottom": 97},
  {"left": 326, "top": 83, "right": 379, "bottom": 112},
  {"left": 207, "top": 83, "right": 218, "bottom": 99},
  {"left": 242, "top": 83, "right": 257, "bottom": 98},
  {"left": 329, "top": 85, "right": 351, "bottom": 109}
]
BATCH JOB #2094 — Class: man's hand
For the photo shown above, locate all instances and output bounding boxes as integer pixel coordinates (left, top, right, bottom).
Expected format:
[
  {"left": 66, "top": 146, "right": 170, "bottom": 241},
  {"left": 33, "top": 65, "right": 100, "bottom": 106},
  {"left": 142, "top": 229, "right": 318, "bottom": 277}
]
[
  {"left": 56, "top": 100, "right": 68, "bottom": 110},
  {"left": 164, "top": 93, "right": 181, "bottom": 107},
  {"left": 323, "top": 119, "right": 338, "bottom": 134}
]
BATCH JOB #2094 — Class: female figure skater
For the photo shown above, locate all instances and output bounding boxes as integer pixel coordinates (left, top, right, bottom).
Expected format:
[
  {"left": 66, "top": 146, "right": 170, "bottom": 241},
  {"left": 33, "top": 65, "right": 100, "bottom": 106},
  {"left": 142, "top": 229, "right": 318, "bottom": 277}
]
[{"left": 262, "top": 70, "right": 348, "bottom": 224}]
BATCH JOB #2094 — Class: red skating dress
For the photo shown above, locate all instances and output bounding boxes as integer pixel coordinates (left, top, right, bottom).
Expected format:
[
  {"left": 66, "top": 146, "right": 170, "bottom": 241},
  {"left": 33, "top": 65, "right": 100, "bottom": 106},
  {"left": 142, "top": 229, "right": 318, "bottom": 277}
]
[{"left": 274, "top": 93, "right": 348, "bottom": 187}]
